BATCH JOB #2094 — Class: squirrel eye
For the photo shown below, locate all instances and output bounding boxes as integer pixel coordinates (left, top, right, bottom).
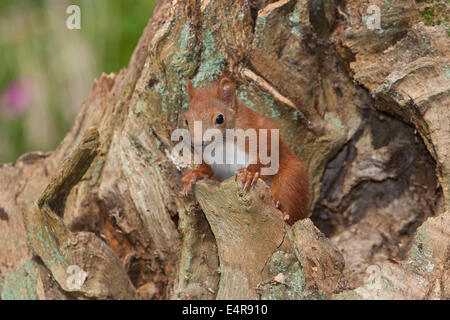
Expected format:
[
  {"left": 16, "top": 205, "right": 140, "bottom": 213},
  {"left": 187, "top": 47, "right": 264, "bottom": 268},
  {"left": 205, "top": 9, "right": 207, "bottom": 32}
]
[{"left": 215, "top": 114, "right": 224, "bottom": 125}]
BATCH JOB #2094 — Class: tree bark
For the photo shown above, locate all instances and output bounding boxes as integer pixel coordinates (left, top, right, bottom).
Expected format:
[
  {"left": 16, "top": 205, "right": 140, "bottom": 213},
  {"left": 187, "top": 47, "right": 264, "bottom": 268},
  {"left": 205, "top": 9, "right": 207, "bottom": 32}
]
[{"left": 0, "top": 0, "right": 448, "bottom": 300}]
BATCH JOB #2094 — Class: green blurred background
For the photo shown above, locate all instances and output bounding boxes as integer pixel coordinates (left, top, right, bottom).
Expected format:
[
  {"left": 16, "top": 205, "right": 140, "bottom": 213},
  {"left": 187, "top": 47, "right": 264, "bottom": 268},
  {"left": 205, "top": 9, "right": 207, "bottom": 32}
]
[{"left": 0, "top": 0, "right": 158, "bottom": 163}]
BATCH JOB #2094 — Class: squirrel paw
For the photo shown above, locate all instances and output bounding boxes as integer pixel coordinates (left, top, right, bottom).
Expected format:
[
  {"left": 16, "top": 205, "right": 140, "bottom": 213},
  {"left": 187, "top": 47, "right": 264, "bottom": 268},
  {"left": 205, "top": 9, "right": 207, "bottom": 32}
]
[
  {"left": 235, "top": 168, "right": 260, "bottom": 192},
  {"left": 181, "top": 171, "right": 210, "bottom": 195},
  {"left": 272, "top": 199, "right": 280, "bottom": 209},
  {"left": 272, "top": 198, "right": 288, "bottom": 220},
  {"left": 271, "top": 198, "right": 290, "bottom": 222}
]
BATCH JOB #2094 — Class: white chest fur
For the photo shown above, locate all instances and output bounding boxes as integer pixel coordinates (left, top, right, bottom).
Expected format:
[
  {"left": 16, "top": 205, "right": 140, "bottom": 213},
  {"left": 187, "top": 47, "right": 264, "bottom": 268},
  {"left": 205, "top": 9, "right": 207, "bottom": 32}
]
[{"left": 203, "top": 141, "right": 250, "bottom": 180}]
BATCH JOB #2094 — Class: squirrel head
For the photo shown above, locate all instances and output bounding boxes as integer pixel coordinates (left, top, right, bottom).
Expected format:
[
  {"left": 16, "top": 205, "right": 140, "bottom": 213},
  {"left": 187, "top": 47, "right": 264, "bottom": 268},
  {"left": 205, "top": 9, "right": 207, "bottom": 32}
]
[{"left": 185, "top": 76, "right": 238, "bottom": 142}]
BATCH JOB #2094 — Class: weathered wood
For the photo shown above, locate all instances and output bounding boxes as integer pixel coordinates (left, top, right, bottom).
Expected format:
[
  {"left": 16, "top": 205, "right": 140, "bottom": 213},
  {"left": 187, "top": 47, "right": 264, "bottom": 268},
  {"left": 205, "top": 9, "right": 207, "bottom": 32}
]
[{"left": 0, "top": 0, "right": 448, "bottom": 300}]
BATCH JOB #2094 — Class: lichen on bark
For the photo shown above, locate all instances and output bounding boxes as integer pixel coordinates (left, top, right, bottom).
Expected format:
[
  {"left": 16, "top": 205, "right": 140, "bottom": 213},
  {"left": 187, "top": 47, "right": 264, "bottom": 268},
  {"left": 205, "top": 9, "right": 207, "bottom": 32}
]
[{"left": 0, "top": 0, "right": 448, "bottom": 300}]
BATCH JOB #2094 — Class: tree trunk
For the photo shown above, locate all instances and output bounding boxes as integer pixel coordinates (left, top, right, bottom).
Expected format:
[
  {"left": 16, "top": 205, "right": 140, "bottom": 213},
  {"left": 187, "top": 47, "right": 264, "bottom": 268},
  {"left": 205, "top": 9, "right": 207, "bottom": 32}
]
[{"left": 0, "top": 0, "right": 448, "bottom": 300}]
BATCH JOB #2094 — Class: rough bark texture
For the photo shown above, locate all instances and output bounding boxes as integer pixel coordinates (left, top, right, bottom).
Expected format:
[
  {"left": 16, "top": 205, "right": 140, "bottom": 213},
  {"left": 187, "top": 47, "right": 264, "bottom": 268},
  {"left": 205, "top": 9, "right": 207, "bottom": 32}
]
[{"left": 0, "top": 0, "right": 448, "bottom": 300}]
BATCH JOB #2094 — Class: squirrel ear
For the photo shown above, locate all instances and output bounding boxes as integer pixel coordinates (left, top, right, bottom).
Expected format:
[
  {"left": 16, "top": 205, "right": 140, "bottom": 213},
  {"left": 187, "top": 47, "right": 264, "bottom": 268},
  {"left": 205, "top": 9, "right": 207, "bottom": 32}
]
[
  {"left": 217, "top": 76, "right": 236, "bottom": 109},
  {"left": 186, "top": 78, "right": 195, "bottom": 100}
]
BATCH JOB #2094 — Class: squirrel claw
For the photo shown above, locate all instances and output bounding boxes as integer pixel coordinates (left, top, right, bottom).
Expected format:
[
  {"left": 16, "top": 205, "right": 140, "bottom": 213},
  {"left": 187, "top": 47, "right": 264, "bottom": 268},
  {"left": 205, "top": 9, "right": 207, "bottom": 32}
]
[
  {"left": 236, "top": 168, "right": 260, "bottom": 192},
  {"left": 181, "top": 170, "right": 210, "bottom": 195},
  {"left": 272, "top": 199, "right": 280, "bottom": 209},
  {"left": 251, "top": 172, "right": 259, "bottom": 186},
  {"left": 181, "top": 182, "right": 193, "bottom": 196},
  {"left": 272, "top": 200, "right": 289, "bottom": 222}
]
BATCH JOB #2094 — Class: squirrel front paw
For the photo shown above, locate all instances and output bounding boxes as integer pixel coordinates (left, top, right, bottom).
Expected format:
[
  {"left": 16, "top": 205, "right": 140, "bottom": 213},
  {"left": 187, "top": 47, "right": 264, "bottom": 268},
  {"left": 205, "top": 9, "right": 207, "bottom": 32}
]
[
  {"left": 181, "top": 170, "right": 210, "bottom": 195},
  {"left": 271, "top": 198, "right": 290, "bottom": 222},
  {"left": 235, "top": 168, "right": 260, "bottom": 192}
]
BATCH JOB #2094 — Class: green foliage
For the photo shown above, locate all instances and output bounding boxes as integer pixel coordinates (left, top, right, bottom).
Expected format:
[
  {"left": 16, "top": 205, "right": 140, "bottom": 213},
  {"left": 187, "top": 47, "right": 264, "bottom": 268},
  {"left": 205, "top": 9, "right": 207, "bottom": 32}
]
[
  {"left": 0, "top": 0, "right": 157, "bottom": 163},
  {"left": 76, "top": 0, "right": 158, "bottom": 74}
]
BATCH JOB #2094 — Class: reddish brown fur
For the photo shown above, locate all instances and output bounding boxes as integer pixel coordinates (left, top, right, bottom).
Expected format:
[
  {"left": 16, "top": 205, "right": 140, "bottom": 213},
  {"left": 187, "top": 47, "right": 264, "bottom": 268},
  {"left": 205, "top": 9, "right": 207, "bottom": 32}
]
[{"left": 182, "top": 76, "right": 310, "bottom": 225}]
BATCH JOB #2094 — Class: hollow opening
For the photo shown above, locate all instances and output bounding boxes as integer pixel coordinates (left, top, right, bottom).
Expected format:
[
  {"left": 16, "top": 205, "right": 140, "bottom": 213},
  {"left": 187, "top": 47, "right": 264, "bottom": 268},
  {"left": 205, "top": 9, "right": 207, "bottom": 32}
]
[{"left": 311, "top": 108, "right": 441, "bottom": 289}]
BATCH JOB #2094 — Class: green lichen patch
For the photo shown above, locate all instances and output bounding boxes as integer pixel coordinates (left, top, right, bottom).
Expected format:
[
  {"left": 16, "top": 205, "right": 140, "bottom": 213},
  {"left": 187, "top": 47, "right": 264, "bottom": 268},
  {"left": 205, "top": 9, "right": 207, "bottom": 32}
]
[
  {"left": 170, "top": 22, "right": 198, "bottom": 79},
  {"left": 258, "top": 250, "right": 320, "bottom": 300},
  {"left": 288, "top": 10, "right": 302, "bottom": 37},
  {"left": 263, "top": 93, "right": 281, "bottom": 119},
  {"left": 324, "top": 112, "right": 345, "bottom": 139},
  {"left": 237, "top": 89, "right": 256, "bottom": 110},
  {"left": 236, "top": 84, "right": 308, "bottom": 157},
  {"left": 407, "top": 224, "right": 435, "bottom": 274},
  {"left": 147, "top": 20, "right": 198, "bottom": 126},
  {"left": 34, "top": 225, "right": 68, "bottom": 268},
  {"left": 237, "top": 85, "right": 283, "bottom": 119},
  {"left": 192, "top": 29, "right": 225, "bottom": 87},
  {"left": 442, "top": 65, "right": 450, "bottom": 81},
  {"left": 1, "top": 260, "right": 40, "bottom": 300},
  {"left": 253, "top": 16, "right": 268, "bottom": 48}
]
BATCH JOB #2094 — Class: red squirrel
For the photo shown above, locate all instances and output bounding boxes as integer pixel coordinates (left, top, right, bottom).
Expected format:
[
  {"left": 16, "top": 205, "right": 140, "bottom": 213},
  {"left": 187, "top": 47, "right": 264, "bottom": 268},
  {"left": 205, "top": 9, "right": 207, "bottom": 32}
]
[{"left": 181, "top": 76, "right": 310, "bottom": 225}]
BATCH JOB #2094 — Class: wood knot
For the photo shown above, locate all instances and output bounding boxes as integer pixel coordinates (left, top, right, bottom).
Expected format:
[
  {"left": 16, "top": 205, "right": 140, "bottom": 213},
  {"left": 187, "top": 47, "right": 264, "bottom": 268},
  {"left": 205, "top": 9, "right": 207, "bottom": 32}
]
[{"left": 0, "top": 207, "right": 9, "bottom": 222}]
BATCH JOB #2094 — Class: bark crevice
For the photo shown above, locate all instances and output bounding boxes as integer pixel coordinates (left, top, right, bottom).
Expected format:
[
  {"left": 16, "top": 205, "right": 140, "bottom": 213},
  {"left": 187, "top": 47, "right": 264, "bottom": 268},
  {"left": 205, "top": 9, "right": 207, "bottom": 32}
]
[{"left": 0, "top": 0, "right": 448, "bottom": 300}]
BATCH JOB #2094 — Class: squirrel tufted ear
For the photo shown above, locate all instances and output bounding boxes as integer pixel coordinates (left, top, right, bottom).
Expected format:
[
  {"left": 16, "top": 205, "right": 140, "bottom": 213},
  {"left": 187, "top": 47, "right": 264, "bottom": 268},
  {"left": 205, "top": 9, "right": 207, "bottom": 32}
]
[
  {"left": 217, "top": 76, "right": 236, "bottom": 109},
  {"left": 186, "top": 78, "right": 195, "bottom": 100}
]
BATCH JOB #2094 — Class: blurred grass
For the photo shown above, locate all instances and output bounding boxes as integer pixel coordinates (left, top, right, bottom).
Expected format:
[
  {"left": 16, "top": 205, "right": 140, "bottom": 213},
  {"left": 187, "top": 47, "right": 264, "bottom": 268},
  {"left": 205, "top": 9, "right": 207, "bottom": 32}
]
[{"left": 0, "top": 0, "right": 157, "bottom": 163}]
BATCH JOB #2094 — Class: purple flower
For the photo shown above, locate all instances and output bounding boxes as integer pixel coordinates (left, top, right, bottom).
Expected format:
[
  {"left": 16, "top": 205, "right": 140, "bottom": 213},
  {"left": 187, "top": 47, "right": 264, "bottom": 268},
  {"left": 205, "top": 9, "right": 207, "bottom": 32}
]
[{"left": 1, "top": 79, "right": 33, "bottom": 118}]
